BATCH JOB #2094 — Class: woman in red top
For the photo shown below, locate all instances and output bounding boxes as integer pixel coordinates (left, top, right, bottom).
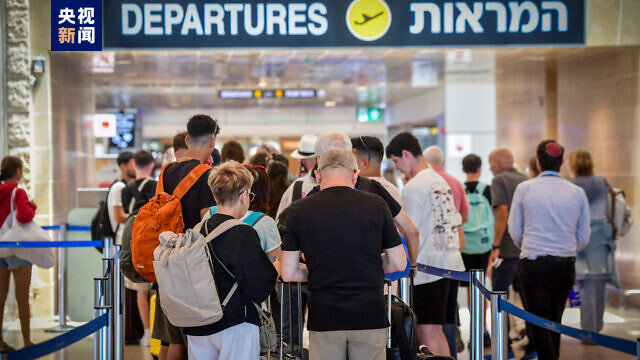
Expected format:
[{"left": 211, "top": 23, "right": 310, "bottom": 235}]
[{"left": 0, "top": 156, "right": 36, "bottom": 350}]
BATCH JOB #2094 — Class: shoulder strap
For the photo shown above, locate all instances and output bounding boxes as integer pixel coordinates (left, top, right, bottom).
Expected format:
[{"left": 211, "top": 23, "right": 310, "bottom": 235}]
[
  {"left": 244, "top": 211, "right": 265, "bottom": 227},
  {"left": 476, "top": 182, "right": 487, "bottom": 195},
  {"left": 204, "top": 218, "right": 247, "bottom": 242},
  {"left": 292, "top": 181, "right": 304, "bottom": 202},
  {"left": 172, "top": 164, "right": 211, "bottom": 199},
  {"left": 156, "top": 162, "right": 175, "bottom": 194},
  {"left": 205, "top": 219, "right": 248, "bottom": 307},
  {"left": 9, "top": 188, "right": 17, "bottom": 213}
]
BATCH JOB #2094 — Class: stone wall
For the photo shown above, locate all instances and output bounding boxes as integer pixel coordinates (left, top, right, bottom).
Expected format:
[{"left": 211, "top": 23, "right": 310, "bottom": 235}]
[{"left": 4, "top": 0, "right": 32, "bottom": 194}]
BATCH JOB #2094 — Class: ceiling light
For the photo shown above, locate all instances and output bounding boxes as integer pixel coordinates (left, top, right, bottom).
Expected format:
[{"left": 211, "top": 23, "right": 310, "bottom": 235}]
[{"left": 324, "top": 101, "right": 336, "bottom": 107}]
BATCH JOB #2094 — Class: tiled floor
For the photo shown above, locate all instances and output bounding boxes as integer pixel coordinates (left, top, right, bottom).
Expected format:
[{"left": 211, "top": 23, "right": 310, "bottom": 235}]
[{"left": 2, "top": 303, "right": 639, "bottom": 359}]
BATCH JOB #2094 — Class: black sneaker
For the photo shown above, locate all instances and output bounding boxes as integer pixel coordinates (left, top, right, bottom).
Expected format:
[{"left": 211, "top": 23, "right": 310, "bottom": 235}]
[
  {"left": 484, "top": 331, "right": 491, "bottom": 348},
  {"left": 456, "top": 330, "right": 465, "bottom": 353}
]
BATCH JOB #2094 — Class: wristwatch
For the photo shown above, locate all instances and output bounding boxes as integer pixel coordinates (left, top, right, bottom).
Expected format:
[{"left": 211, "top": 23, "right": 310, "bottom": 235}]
[{"left": 492, "top": 245, "right": 500, "bottom": 250}]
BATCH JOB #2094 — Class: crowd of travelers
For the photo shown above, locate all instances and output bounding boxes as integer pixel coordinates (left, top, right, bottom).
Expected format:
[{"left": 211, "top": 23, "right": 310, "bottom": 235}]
[{"left": 0, "top": 113, "right": 630, "bottom": 360}]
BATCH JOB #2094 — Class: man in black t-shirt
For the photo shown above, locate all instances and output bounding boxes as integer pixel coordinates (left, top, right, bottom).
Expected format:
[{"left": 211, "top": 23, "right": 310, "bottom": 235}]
[
  {"left": 152, "top": 115, "right": 218, "bottom": 360},
  {"left": 281, "top": 149, "right": 406, "bottom": 360},
  {"left": 120, "top": 150, "right": 157, "bottom": 345},
  {"left": 122, "top": 150, "right": 157, "bottom": 216}
]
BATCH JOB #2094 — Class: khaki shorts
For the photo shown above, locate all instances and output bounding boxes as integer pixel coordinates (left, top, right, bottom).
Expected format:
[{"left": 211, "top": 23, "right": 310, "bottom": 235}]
[
  {"left": 124, "top": 277, "right": 152, "bottom": 292},
  {"left": 309, "top": 328, "right": 386, "bottom": 360}
]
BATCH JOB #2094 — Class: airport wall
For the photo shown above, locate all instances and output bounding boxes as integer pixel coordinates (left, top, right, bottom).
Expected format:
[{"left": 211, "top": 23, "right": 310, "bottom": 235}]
[{"left": 496, "top": 46, "right": 640, "bottom": 306}]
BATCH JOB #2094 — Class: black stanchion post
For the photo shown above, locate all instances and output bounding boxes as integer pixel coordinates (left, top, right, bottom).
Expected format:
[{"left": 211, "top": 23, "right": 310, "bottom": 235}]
[{"left": 47, "top": 223, "right": 75, "bottom": 333}]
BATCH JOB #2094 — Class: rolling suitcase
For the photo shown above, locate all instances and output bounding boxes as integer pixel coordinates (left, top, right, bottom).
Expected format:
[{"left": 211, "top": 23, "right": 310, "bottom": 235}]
[
  {"left": 279, "top": 281, "right": 309, "bottom": 360},
  {"left": 386, "top": 280, "right": 454, "bottom": 360}
]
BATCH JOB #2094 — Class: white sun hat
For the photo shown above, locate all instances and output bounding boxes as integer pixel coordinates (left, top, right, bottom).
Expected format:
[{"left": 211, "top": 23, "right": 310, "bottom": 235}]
[{"left": 291, "top": 134, "right": 318, "bottom": 159}]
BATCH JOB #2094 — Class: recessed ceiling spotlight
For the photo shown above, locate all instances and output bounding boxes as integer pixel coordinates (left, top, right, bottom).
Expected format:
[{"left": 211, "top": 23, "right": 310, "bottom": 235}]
[{"left": 324, "top": 101, "right": 336, "bottom": 107}]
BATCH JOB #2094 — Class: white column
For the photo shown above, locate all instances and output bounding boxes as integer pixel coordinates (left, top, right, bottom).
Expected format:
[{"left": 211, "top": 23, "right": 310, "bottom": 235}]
[{"left": 443, "top": 73, "right": 496, "bottom": 184}]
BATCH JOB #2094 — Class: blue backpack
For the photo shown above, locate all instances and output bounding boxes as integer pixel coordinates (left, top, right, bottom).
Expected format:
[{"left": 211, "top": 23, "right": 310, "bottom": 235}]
[{"left": 462, "top": 182, "right": 494, "bottom": 254}]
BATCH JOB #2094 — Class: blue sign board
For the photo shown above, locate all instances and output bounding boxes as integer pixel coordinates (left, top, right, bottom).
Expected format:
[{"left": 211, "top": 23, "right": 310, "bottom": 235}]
[
  {"left": 103, "top": 0, "right": 584, "bottom": 49},
  {"left": 52, "top": 0, "right": 103, "bottom": 51}
]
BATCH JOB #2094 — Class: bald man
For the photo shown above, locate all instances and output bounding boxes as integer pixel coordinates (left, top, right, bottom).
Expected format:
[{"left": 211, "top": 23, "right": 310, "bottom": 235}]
[{"left": 487, "top": 148, "right": 531, "bottom": 357}]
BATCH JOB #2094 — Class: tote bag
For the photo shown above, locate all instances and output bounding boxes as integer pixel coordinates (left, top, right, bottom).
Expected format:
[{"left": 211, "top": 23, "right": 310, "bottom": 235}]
[{"left": 0, "top": 188, "right": 54, "bottom": 268}]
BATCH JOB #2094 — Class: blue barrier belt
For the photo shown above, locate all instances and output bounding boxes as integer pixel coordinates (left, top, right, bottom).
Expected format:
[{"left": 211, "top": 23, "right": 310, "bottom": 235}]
[
  {"left": 416, "top": 263, "right": 469, "bottom": 282},
  {"left": 0, "top": 241, "right": 103, "bottom": 248},
  {"left": 7, "top": 313, "right": 108, "bottom": 360},
  {"left": 499, "top": 299, "right": 638, "bottom": 356},
  {"left": 66, "top": 225, "right": 92, "bottom": 232},
  {"left": 40, "top": 225, "right": 61, "bottom": 231},
  {"left": 472, "top": 276, "right": 492, "bottom": 299}
]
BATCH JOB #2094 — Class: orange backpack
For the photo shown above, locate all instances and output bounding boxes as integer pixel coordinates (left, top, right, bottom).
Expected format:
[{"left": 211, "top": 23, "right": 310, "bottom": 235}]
[{"left": 131, "top": 162, "right": 210, "bottom": 282}]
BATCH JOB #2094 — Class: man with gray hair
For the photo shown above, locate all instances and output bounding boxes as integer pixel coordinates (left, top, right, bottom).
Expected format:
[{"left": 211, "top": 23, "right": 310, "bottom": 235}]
[
  {"left": 281, "top": 149, "right": 407, "bottom": 360},
  {"left": 300, "top": 133, "right": 420, "bottom": 267}
]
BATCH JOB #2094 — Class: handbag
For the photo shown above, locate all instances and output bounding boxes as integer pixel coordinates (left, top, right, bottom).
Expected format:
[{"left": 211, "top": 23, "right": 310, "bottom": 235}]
[{"left": 0, "top": 188, "right": 54, "bottom": 268}]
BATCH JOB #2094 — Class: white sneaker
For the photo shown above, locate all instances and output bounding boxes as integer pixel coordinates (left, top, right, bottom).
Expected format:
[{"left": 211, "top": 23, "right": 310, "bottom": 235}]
[{"left": 139, "top": 330, "right": 150, "bottom": 346}]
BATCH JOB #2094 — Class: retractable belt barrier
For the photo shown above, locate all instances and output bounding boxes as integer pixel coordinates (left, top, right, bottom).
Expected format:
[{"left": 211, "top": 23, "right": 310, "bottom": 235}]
[
  {"left": 0, "top": 225, "right": 122, "bottom": 360},
  {"left": 417, "top": 263, "right": 640, "bottom": 360},
  {"left": 4, "top": 314, "right": 108, "bottom": 360}
]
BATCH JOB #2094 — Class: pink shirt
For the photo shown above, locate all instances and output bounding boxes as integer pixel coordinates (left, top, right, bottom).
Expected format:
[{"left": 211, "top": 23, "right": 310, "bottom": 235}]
[{"left": 432, "top": 166, "right": 470, "bottom": 215}]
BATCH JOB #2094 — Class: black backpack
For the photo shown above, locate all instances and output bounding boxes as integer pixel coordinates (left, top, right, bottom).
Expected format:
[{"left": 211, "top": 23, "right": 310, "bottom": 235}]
[{"left": 91, "top": 180, "right": 125, "bottom": 250}]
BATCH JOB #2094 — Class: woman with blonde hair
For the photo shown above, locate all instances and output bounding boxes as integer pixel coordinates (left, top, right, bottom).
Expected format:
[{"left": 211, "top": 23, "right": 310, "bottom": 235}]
[
  {"left": 567, "top": 149, "right": 619, "bottom": 337},
  {"left": 0, "top": 156, "right": 36, "bottom": 350}
]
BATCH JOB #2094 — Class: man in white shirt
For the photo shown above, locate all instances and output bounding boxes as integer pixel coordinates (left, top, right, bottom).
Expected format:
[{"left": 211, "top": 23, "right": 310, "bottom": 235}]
[
  {"left": 107, "top": 151, "right": 135, "bottom": 245},
  {"left": 509, "top": 140, "right": 590, "bottom": 360},
  {"left": 386, "top": 132, "right": 464, "bottom": 357}
]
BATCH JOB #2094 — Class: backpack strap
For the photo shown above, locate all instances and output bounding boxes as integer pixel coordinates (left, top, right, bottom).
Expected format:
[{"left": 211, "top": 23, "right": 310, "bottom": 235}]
[
  {"left": 476, "top": 182, "right": 487, "bottom": 195},
  {"left": 243, "top": 211, "right": 265, "bottom": 227},
  {"left": 128, "top": 178, "right": 149, "bottom": 214},
  {"left": 156, "top": 162, "right": 175, "bottom": 194},
  {"left": 292, "top": 181, "right": 304, "bottom": 202},
  {"left": 203, "top": 219, "right": 247, "bottom": 308},
  {"left": 162, "top": 163, "right": 211, "bottom": 200}
]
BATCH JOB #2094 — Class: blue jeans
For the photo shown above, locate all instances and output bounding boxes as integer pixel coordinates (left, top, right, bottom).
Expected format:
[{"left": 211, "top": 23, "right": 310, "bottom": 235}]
[{"left": 278, "top": 282, "right": 310, "bottom": 346}]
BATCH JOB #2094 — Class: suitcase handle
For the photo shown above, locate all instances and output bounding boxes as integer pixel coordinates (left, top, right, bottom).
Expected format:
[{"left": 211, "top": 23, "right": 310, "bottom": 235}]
[{"left": 385, "top": 279, "right": 392, "bottom": 349}]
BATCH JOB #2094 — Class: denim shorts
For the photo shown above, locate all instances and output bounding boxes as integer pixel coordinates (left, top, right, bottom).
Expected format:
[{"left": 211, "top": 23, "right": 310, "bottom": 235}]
[{"left": 0, "top": 256, "right": 32, "bottom": 269}]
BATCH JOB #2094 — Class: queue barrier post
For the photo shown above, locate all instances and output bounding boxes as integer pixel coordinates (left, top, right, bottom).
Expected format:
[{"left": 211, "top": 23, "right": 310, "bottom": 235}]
[
  {"left": 102, "top": 237, "right": 114, "bottom": 360},
  {"left": 470, "top": 269, "right": 485, "bottom": 360},
  {"left": 398, "top": 277, "right": 410, "bottom": 306},
  {"left": 297, "top": 283, "right": 303, "bottom": 359},
  {"left": 279, "top": 282, "right": 284, "bottom": 360},
  {"left": 46, "top": 224, "right": 75, "bottom": 333},
  {"left": 113, "top": 241, "right": 124, "bottom": 360},
  {"left": 94, "top": 276, "right": 110, "bottom": 360},
  {"left": 490, "top": 292, "right": 509, "bottom": 360}
]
